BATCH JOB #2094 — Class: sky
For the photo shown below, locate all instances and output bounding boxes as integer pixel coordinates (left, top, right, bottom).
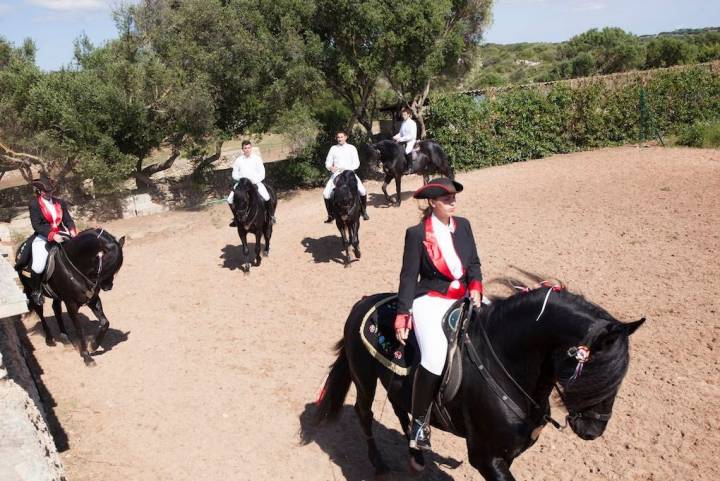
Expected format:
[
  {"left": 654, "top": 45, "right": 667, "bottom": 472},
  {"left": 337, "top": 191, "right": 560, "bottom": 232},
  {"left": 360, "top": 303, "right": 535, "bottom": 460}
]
[{"left": 1, "top": 0, "right": 720, "bottom": 71}]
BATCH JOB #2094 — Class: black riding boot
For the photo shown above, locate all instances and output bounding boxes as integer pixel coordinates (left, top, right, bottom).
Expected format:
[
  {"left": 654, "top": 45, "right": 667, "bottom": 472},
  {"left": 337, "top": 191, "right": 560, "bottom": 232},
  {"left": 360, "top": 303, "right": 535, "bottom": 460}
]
[
  {"left": 323, "top": 198, "right": 334, "bottom": 223},
  {"left": 229, "top": 204, "right": 237, "bottom": 227},
  {"left": 360, "top": 194, "right": 370, "bottom": 220},
  {"left": 404, "top": 153, "right": 414, "bottom": 175},
  {"left": 264, "top": 200, "right": 277, "bottom": 224},
  {"left": 409, "top": 365, "right": 441, "bottom": 450},
  {"left": 29, "top": 271, "right": 44, "bottom": 306}
]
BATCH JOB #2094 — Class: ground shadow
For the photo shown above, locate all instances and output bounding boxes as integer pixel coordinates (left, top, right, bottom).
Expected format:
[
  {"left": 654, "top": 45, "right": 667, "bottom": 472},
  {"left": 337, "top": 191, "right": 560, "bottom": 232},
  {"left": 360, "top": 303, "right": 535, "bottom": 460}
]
[
  {"left": 220, "top": 243, "right": 260, "bottom": 271},
  {"left": 368, "top": 191, "right": 415, "bottom": 209},
  {"left": 301, "top": 236, "right": 348, "bottom": 265},
  {"left": 12, "top": 317, "right": 70, "bottom": 452},
  {"left": 28, "top": 311, "right": 130, "bottom": 355},
  {"left": 299, "top": 403, "right": 462, "bottom": 480}
]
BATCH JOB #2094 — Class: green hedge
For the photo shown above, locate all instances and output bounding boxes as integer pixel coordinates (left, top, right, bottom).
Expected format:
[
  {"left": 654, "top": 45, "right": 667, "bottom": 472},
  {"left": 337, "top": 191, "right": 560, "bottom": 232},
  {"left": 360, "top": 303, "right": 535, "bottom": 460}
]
[{"left": 427, "top": 64, "right": 720, "bottom": 171}]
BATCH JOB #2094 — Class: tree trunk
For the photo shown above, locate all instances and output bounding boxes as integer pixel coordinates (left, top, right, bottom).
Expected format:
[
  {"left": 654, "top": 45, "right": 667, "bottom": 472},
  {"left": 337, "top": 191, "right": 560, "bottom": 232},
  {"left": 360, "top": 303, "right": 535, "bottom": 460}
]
[{"left": 192, "top": 140, "right": 224, "bottom": 176}]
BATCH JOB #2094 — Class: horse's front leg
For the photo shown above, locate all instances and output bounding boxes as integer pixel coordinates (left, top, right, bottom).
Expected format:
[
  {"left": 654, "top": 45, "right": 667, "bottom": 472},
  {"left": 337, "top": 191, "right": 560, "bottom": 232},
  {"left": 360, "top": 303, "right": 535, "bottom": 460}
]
[
  {"left": 253, "top": 231, "right": 262, "bottom": 266},
  {"left": 395, "top": 173, "right": 402, "bottom": 206},
  {"left": 87, "top": 295, "right": 110, "bottom": 352},
  {"left": 338, "top": 222, "right": 351, "bottom": 267},
  {"left": 262, "top": 219, "right": 272, "bottom": 257},
  {"left": 51, "top": 298, "right": 71, "bottom": 345},
  {"left": 238, "top": 229, "right": 251, "bottom": 273},
  {"left": 382, "top": 173, "right": 393, "bottom": 203},
  {"left": 351, "top": 220, "right": 361, "bottom": 259},
  {"left": 467, "top": 441, "right": 516, "bottom": 481},
  {"left": 66, "top": 302, "right": 94, "bottom": 366}
]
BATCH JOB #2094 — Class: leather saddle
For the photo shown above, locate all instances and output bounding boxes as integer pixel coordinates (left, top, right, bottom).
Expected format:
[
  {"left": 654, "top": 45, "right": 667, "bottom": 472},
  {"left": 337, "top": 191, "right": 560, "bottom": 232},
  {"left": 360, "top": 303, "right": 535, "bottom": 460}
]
[
  {"left": 359, "top": 294, "right": 474, "bottom": 427},
  {"left": 15, "top": 235, "right": 59, "bottom": 282}
]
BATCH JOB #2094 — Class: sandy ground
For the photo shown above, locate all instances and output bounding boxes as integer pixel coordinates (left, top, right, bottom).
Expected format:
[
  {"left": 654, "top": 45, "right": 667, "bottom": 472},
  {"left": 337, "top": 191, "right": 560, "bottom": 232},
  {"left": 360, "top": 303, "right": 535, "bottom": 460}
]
[{"left": 20, "top": 146, "right": 720, "bottom": 480}]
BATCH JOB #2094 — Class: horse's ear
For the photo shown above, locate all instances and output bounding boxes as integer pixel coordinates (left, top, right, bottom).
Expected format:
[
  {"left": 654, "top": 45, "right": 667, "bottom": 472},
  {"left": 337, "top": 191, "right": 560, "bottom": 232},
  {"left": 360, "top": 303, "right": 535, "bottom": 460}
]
[
  {"left": 623, "top": 317, "right": 645, "bottom": 336},
  {"left": 118, "top": 236, "right": 126, "bottom": 248}
]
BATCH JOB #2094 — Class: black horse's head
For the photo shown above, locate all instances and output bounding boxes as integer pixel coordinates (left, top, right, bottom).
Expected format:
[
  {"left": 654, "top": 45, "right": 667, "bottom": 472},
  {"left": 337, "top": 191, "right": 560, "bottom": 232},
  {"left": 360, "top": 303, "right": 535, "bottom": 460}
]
[
  {"left": 97, "top": 229, "right": 125, "bottom": 291},
  {"left": 332, "top": 170, "right": 359, "bottom": 220},
  {"left": 232, "top": 178, "right": 257, "bottom": 220},
  {"left": 543, "top": 293, "right": 645, "bottom": 440},
  {"left": 486, "top": 279, "right": 644, "bottom": 442},
  {"left": 365, "top": 140, "right": 404, "bottom": 171},
  {"left": 365, "top": 143, "right": 382, "bottom": 166},
  {"left": 68, "top": 228, "right": 125, "bottom": 291}
]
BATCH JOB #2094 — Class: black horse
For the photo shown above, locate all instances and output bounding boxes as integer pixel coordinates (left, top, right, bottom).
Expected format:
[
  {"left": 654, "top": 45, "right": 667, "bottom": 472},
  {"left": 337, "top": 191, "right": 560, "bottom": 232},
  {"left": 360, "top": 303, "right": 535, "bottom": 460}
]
[
  {"left": 367, "top": 139, "right": 454, "bottom": 206},
  {"left": 314, "top": 281, "right": 644, "bottom": 479},
  {"left": 16, "top": 228, "right": 125, "bottom": 366},
  {"left": 330, "top": 170, "right": 362, "bottom": 267},
  {"left": 231, "top": 178, "right": 278, "bottom": 272}
]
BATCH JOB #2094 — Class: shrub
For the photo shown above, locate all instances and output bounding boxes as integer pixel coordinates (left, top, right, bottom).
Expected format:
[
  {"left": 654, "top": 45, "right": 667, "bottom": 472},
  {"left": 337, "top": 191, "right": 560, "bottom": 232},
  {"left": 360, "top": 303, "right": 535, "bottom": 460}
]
[
  {"left": 677, "top": 119, "right": 720, "bottom": 148},
  {"left": 427, "top": 64, "right": 720, "bottom": 172}
]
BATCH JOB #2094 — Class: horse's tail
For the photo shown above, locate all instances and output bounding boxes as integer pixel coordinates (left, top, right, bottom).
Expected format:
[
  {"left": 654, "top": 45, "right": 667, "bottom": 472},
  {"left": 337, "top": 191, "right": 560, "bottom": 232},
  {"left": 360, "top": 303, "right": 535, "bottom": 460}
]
[{"left": 314, "top": 339, "right": 352, "bottom": 424}]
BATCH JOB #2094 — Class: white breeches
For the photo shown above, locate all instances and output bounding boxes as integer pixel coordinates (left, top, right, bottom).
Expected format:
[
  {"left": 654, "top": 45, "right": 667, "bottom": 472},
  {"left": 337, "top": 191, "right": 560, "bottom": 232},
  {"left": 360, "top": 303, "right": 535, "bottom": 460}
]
[
  {"left": 227, "top": 181, "right": 270, "bottom": 203},
  {"left": 411, "top": 294, "right": 457, "bottom": 375},
  {"left": 31, "top": 235, "right": 49, "bottom": 274},
  {"left": 322, "top": 172, "right": 366, "bottom": 199}
]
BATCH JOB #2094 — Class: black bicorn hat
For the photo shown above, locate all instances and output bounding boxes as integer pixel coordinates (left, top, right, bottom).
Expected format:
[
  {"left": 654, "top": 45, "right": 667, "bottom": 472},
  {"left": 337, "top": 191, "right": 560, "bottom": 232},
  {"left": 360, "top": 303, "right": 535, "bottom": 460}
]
[
  {"left": 412, "top": 177, "right": 464, "bottom": 199},
  {"left": 31, "top": 177, "right": 55, "bottom": 193}
]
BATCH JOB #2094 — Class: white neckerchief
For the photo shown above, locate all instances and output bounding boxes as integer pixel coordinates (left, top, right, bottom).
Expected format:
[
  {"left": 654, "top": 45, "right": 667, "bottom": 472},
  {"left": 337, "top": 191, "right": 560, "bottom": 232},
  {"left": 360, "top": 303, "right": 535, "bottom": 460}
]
[
  {"left": 41, "top": 196, "right": 58, "bottom": 224},
  {"left": 431, "top": 214, "right": 463, "bottom": 281}
]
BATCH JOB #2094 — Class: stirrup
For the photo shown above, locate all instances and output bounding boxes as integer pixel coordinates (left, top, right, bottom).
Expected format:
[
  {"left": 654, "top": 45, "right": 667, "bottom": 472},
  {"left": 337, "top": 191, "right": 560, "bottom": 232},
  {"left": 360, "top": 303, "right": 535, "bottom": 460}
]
[
  {"left": 30, "top": 290, "right": 44, "bottom": 306},
  {"left": 408, "top": 418, "right": 431, "bottom": 450}
]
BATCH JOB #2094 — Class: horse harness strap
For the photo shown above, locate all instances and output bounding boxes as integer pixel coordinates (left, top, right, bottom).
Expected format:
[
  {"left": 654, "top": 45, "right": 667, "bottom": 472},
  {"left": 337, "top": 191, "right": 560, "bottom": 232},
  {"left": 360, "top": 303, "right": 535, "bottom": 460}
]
[
  {"left": 57, "top": 245, "right": 101, "bottom": 301},
  {"left": 463, "top": 326, "right": 563, "bottom": 430}
]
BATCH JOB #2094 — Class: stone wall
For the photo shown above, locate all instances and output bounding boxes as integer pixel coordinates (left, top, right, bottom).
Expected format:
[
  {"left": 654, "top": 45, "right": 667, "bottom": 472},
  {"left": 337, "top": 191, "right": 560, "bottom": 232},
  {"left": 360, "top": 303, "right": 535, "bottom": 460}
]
[{"left": 0, "top": 254, "right": 66, "bottom": 480}]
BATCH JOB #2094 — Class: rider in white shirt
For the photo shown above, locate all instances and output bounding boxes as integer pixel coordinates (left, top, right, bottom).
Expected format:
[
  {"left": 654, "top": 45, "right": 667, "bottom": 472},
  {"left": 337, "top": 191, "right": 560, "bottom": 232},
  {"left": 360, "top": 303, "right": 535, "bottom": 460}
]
[
  {"left": 393, "top": 107, "right": 418, "bottom": 173},
  {"left": 227, "top": 140, "right": 275, "bottom": 225},
  {"left": 323, "top": 131, "right": 369, "bottom": 223}
]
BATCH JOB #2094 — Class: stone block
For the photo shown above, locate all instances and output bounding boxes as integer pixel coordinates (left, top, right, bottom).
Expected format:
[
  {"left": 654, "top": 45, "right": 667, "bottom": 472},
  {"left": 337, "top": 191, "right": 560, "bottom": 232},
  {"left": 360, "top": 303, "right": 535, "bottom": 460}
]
[{"left": 121, "top": 193, "right": 169, "bottom": 218}]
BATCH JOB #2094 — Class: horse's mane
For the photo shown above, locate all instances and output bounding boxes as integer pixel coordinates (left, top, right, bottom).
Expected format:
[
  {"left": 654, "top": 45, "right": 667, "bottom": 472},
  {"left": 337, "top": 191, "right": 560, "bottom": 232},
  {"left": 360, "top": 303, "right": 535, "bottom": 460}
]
[{"left": 476, "top": 274, "right": 631, "bottom": 413}]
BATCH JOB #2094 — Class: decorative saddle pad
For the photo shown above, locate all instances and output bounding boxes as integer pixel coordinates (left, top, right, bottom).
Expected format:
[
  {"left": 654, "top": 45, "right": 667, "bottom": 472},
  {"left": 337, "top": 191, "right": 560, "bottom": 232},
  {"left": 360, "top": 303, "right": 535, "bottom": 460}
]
[
  {"left": 15, "top": 237, "right": 58, "bottom": 281},
  {"left": 359, "top": 295, "right": 468, "bottom": 378}
]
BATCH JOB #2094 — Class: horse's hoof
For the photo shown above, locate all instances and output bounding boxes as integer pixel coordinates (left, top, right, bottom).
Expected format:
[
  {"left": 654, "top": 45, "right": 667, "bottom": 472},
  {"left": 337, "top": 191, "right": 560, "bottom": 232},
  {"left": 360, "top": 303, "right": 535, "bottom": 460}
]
[
  {"left": 59, "top": 333, "right": 71, "bottom": 345},
  {"left": 83, "top": 355, "right": 96, "bottom": 367},
  {"left": 262, "top": 249, "right": 269, "bottom": 257},
  {"left": 45, "top": 337, "right": 56, "bottom": 347},
  {"left": 344, "top": 262, "right": 351, "bottom": 269},
  {"left": 353, "top": 248, "right": 361, "bottom": 259}
]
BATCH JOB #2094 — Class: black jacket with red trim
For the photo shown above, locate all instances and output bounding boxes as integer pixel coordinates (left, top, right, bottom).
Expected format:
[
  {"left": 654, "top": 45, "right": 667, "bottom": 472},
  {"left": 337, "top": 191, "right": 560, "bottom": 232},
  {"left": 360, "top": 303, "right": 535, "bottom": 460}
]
[
  {"left": 29, "top": 196, "right": 76, "bottom": 241},
  {"left": 396, "top": 215, "right": 482, "bottom": 315}
]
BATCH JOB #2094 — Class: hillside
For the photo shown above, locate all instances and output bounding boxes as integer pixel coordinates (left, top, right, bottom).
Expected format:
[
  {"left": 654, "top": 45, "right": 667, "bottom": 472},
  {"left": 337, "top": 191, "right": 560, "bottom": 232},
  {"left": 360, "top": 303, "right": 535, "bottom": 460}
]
[{"left": 460, "top": 26, "right": 720, "bottom": 90}]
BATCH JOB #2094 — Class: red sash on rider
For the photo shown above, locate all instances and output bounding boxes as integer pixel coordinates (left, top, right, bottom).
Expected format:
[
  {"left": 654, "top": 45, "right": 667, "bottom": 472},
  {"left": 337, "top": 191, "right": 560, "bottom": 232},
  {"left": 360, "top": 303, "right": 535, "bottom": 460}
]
[
  {"left": 38, "top": 196, "right": 64, "bottom": 241},
  {"left": 423, "top": 216, "right": 466, "bottom": 300}
]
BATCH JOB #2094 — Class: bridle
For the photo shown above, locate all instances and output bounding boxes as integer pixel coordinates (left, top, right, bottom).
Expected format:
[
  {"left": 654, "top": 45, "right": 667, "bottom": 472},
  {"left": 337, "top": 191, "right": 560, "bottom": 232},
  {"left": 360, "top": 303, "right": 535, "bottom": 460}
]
[
  {"left": 464, "top": 284, "right": 613, "bottom": 430},
  {"left": 234, "top": 186, "right": 260, "bottom": 227}
]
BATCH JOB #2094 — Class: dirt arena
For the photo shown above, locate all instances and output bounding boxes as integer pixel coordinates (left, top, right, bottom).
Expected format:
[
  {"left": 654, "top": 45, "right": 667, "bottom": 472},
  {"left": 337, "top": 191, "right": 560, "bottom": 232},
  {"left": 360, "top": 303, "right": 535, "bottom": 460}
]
[{"left": 21, "top": 146, "right": 719, "bottom": 480}]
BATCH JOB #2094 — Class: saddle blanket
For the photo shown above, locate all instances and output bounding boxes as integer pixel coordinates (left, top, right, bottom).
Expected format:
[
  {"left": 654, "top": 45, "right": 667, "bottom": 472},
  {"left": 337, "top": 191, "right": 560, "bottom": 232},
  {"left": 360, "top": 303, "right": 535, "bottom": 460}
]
[{"left": 359, "top": 294, "right": 466, "bottom": 377}]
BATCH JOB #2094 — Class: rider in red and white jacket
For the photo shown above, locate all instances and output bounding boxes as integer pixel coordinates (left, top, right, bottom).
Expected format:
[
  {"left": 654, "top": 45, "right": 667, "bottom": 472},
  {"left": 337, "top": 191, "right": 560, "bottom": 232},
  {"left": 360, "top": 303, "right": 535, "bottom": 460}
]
[{"left": 27, "top": 178, "right": 77, "bottom": 304}]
